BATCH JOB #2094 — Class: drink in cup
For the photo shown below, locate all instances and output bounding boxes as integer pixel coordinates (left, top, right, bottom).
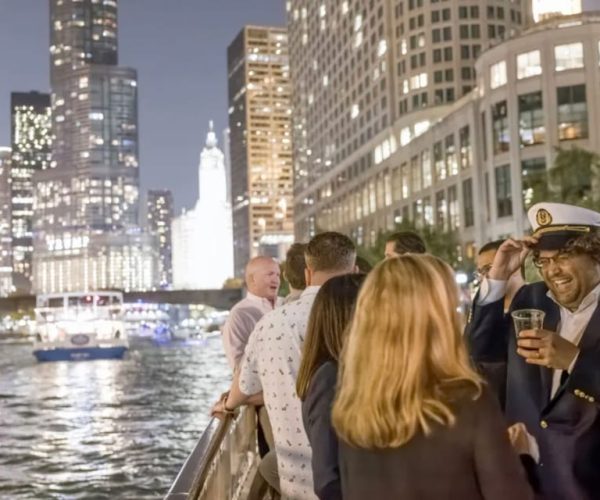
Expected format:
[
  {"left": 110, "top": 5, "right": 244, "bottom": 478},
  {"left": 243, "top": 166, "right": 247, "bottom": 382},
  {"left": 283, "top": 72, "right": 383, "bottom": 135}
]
[{"left": 511, "top": 309, "right": 545, "bottom": 337}]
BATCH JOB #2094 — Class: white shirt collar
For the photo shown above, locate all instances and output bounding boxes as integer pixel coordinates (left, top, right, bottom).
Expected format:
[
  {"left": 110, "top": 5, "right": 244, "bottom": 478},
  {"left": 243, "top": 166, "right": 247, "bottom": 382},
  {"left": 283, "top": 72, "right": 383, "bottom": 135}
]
[
  {"left": 546, "top": 281, "right": 600, "bottom": 315},
  {"left": 300, "top": 285, "right": 321, "bottom": 298},
  {"left": 245, "top": 291, "right": 276, "bottom": 309}
]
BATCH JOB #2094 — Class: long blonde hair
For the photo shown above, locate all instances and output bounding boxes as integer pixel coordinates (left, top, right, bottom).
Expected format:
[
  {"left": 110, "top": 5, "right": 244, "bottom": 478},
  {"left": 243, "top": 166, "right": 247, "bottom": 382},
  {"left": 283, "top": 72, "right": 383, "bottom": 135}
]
[{"left": 332, "top": 254, "right": 482, "bottom": 449}]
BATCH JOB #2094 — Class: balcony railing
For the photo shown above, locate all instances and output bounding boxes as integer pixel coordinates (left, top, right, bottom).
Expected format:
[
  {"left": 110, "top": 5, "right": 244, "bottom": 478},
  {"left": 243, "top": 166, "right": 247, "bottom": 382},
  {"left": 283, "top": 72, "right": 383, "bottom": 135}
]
[{"left": 166, "top": 406, "right": 270, "bottom": 500}]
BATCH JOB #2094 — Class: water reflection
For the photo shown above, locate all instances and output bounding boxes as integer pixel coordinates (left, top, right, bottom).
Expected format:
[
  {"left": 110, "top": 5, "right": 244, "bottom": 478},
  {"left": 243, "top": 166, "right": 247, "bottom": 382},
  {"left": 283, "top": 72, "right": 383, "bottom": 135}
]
[{"left": 0, "top": 339, "right": 231, "bottom": 499}]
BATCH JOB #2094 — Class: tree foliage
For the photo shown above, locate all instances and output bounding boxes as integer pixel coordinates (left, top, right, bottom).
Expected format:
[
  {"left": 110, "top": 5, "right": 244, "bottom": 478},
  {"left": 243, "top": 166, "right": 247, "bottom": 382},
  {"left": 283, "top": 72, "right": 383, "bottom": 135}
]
[
  {"left": 529, "top": 145, "right": 600, "bottom": 210},
  {"left": 357, "top": 220, "right": 472, "bottom": 272},
  {"left": 222, "top": 277, "right": 243, "bottom": 289}
]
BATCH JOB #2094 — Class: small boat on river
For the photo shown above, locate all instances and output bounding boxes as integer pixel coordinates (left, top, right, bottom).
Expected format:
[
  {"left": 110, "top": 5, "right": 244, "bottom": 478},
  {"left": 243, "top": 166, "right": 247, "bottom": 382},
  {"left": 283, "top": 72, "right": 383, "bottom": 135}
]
[{"left": 33, "top": 291, "right": 128, "bottom": 362}]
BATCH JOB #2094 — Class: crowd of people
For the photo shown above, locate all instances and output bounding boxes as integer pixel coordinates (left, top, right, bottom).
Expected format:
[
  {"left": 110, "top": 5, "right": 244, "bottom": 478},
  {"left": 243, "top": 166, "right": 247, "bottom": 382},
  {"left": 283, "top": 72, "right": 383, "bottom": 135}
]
[{"left": 211, "top": 201, "right": 600, "bottom": 500}]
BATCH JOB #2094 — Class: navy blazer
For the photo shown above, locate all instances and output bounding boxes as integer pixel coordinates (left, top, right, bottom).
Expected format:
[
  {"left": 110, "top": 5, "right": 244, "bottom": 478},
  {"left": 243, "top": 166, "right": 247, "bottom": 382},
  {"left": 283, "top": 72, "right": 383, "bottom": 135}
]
[
  {"left": 301, "top": 361, "right": 342, "bottom": 500},
  {"left": 466, "top": 281, "right": 600, "bottom": 500}
]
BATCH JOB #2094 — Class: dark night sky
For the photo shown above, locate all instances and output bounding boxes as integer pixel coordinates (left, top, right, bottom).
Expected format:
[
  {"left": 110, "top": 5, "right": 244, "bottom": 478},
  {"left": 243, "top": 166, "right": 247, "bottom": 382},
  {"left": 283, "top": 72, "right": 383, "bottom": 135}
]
[
  {"left": 2, "top": 1, "right": 600, "bottom": 213},
  {"left": 0, "top": 0, "right": 286, "bottom": 212}
]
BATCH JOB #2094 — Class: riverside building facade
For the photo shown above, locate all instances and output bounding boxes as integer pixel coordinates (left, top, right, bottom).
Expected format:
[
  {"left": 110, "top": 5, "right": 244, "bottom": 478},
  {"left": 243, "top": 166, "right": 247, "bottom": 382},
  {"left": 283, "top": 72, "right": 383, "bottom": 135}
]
[
  {"left": 10, "top": 92, "right": 52, "bottom": 293},
  {"left": 147, "top": 190, "right": 173, "bottom": 289},
  {"left": 0, "top": 148, "right": 13, "bottom": 296},
  {"left": 288, "top": 2, "right": 600, "bottom": 253},
  {"left": 33, "top": 0, "right": 157, "bottom": 292},
  {"left": 227, "top": 26, "right": 294, "bottom": 278}
]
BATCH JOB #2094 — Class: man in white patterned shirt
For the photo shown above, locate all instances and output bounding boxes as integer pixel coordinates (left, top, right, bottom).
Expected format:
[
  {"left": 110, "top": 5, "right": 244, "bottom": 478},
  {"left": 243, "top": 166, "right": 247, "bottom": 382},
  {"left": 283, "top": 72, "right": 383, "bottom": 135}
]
[{"left": 216, "top": 232, "right": 357, "bottom": 499}]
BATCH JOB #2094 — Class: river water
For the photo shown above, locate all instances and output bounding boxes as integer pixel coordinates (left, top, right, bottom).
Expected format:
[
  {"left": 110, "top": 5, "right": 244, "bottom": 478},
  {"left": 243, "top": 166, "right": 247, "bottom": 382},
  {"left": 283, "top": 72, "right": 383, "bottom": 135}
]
[{"left": 0, "top": 338, "right": 231, "bottom": 499}]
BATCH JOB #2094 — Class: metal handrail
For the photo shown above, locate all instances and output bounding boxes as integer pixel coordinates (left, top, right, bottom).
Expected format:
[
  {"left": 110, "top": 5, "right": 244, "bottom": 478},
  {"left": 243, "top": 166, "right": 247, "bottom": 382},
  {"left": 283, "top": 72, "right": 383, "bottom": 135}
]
[
  {"left": 165, "top": 407, "right": 262, "bottom": 500},
  {"left": 165, "top": 416, "right": 233, "bottom": 500}
]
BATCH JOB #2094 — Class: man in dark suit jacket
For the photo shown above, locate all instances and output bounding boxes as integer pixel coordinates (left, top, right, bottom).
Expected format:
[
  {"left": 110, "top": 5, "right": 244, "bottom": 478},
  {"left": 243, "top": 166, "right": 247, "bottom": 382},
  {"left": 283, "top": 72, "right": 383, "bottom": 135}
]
[{"left": 466, "top": 202, "right": 600, "bottom": 500}]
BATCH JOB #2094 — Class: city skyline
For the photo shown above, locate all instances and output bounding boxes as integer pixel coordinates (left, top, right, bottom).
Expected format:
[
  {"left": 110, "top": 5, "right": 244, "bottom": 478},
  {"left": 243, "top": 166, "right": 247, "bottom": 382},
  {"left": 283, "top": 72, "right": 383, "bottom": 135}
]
[{"left": 0, "top": 0, "right": 286, "bottom": 213}]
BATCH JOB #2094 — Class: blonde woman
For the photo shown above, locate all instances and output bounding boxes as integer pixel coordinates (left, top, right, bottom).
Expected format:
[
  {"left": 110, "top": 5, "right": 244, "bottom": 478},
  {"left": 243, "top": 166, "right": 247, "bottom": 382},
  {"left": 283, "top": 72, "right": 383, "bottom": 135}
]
[{"left": 332, "top": 255, "right": 533, "bottom": 500}]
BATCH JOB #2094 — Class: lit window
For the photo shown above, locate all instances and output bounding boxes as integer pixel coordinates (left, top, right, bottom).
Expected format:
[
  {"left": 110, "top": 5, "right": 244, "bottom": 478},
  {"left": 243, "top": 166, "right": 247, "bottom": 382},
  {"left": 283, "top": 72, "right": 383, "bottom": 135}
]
[
  {"left": 492, "top": 100, "right": 510, "bottom": 154},
  {"left": 410, "top": 72, "right": 428, "bottom": 90},
  {"left": 382, "top": 139, "right": 391, "bottom": 159},
  {"left": 378, "top": 40, "right": 387, "bottom": 57},
  {"left": 354, "top": 15, "right": 362, "bottom": 32},
  {"left": 490, "top": 61, "right": 507, "bottom": 89},
  {"left": 351, "top": 104, "right": 359, "bottom": 119},
  {"left": 414, "top": 120, "right": 430, "bottom": 136},
  {"left": 355, "top": 32, "right": 363, "bottom": 48},
  {"left": 374, "top": 146, "right": 383, "bottom": 165},
  {"left": 400, "top": 127, "right": 412, "bottom": 146},
  {"left": 555, "top": 42, "right": 584, "bottom": 71},
  {"left": 342, "top": 1, "right": 349, "bottom": 14},
  {"left": 516, "top": 50, "right": 542, "bottom": 79},
  {"left": 518, "top": 92, "right": 545, "bottom": 146},
  {"left": 319, "top": 4, "right": 326, "bottom": 17},
  {"left": 557, "top": 84, "right": 588, "bottom": 140},
  {"left": 495, "top": 164, "right": 512, "bottom": 217}
]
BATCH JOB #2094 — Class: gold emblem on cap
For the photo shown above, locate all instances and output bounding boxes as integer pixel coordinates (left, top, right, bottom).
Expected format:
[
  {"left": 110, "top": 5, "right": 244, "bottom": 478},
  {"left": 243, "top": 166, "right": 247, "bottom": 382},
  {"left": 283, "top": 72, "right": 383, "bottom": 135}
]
[{"left": 536, "top": 208, "right": 553, "bottom": 227}]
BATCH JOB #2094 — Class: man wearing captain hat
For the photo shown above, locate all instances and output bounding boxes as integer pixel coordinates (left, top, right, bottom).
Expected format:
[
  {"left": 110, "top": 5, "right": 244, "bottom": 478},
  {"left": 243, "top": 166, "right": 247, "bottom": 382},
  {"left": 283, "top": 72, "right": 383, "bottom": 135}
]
[{"left": 465, "top": 202, "right": 600, "bottom": 500}]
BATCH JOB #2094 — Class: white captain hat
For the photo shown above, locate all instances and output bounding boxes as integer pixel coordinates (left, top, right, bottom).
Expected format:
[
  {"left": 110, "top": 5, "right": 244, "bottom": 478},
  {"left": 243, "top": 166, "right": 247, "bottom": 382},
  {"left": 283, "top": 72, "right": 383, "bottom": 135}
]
[{"left": 528, "top": 202, "right": 600, "bottom": 250}]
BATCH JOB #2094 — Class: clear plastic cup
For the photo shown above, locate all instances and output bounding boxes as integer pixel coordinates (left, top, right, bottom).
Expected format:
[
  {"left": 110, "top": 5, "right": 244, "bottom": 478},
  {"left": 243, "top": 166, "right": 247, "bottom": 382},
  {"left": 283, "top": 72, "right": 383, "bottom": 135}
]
[{"left": 511, "top": 309, "right": 545, "bottom": 338}]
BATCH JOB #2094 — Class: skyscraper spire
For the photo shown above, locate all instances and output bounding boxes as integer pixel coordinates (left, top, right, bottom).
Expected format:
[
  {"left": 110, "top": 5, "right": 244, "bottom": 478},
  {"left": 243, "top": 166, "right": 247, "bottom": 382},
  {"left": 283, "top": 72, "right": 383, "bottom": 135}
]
[{"left": 206, "top": 120, "right": 218, "bottom": 148}]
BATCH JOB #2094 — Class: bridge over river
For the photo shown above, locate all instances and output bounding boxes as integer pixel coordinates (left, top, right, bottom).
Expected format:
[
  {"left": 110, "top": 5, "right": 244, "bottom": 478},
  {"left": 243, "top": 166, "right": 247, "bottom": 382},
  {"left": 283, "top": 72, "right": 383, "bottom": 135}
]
[{"left": 0, "top": 288, "right": 243, "bottom": 313}]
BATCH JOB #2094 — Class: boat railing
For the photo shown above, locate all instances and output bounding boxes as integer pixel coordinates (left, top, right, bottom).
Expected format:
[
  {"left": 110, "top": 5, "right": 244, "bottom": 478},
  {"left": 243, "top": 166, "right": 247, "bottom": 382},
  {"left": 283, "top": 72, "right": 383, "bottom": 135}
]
[
  {"left": 35, "top": 305, "right": 124, "bottom": 322},
  {"left": 165, "top": 405, "right": 265, "bottom": 500}
]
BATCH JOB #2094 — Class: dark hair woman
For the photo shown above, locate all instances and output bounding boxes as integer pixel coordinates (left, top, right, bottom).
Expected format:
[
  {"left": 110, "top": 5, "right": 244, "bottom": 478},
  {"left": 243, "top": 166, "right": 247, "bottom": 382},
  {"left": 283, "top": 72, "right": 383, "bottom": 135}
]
[{"left": 297, "top": 273, "right": 365, "bottom": 500}]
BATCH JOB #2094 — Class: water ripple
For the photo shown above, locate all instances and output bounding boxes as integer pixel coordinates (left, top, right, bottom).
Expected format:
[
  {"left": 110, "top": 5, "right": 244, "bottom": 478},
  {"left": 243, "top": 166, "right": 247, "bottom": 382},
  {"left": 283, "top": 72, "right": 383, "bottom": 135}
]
[{"left": 0, "top": 339, "right": 231, "bottom": 498}]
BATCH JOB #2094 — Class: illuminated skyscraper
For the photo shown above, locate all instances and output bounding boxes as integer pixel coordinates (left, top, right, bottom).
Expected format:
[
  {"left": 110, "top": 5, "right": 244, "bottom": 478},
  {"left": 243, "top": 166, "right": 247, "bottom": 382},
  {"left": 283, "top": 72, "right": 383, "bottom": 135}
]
[
  {"left": 223, "top": 127, "right": 232, "bottom": 204},
  {"left": 287, "top": 0, "right": 525, "bottom": 243},
  {"left": 34, "top": 0, "right": 150, "bottom": 292},
  {"left": 10, "top": 92, "right": 52, "bottom": 294},
  {"left": 171, "top": 208, "right": 201, "bottom": 290},
  {"left": 288, "top": 2, "right": 600, "bottom": 255},
  {"left": 0, "top": 148, "right": 13, "bottom": 296},
  {"left": 147, "top": 189, "right": 173, "bottom": 289},
  {"left": 227, "top": 26, "right": 294, "bottom": 278},
  {"left": 172, "top": 123, "right": 233, "bottom": 289}
]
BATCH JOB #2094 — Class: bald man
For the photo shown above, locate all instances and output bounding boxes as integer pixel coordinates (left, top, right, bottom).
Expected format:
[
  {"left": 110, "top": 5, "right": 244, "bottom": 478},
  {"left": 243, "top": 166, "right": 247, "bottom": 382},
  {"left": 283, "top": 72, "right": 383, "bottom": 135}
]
[{"left": 222, "top": 256, "right": 281, "bottom": 370}]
